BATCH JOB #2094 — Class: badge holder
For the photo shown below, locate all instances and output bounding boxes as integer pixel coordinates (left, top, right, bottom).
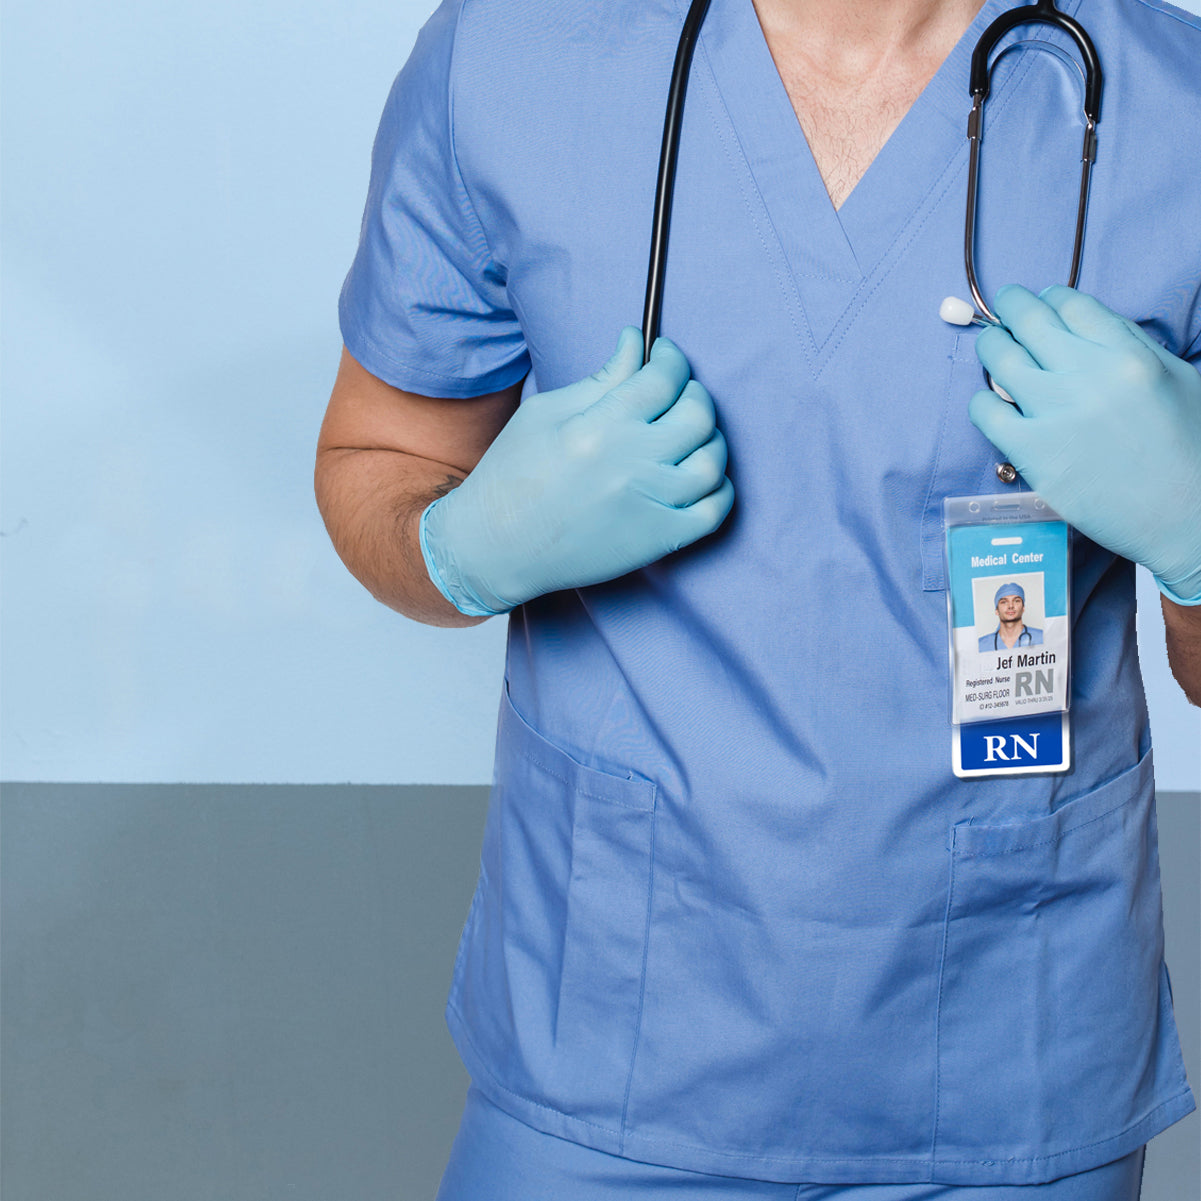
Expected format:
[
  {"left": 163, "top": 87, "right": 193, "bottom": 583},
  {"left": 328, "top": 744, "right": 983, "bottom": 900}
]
[{"left": 944, "top": 494, "right": 1072, "bottom": 778}]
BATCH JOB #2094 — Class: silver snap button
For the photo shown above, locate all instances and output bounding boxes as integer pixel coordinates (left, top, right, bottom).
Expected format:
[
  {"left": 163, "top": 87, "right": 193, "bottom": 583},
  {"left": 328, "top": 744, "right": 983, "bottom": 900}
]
[{"left": 996, "top": 462, "right": 1018, "bottom": 484}]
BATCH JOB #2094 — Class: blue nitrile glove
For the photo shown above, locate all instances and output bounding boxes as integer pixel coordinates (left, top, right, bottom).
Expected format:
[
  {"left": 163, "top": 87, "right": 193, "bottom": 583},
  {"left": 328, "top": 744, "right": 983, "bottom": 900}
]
[
  {"left": 419, "top": 327, "right": 735, "bottom": 615},
  {"left": 970, "top": 285, "right": 1201, "bottom": 605}
]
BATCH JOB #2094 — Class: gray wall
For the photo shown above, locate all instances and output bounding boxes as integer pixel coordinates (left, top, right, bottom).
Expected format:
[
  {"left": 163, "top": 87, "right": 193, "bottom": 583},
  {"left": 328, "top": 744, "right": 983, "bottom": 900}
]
[{"left": 2, "top": 783, "right": 1197, "bottom": 1200}]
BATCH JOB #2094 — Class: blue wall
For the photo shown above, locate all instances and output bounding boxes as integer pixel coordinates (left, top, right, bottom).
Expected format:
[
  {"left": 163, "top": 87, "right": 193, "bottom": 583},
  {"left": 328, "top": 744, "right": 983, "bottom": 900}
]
[{"left": 2, "top": 0, "right": 1198, "bottom": 786}]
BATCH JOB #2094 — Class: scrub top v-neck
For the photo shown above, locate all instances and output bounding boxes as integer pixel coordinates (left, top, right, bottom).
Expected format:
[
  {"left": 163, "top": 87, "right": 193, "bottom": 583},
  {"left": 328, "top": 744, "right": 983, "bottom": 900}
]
[
  {"left": 689, "top": 0, "right": 1083, "bottom": 361},
  {"left": 338, "top": 0, "right": 1200, "bottom": 1186}
]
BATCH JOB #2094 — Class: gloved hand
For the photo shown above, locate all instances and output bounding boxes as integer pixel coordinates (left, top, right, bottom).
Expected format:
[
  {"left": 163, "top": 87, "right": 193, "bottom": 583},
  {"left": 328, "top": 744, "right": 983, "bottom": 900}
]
[
  {"left": 970, "top": 284, "right": 1201, "bottom": 604},
  {"left": 419, "top": 327, "right": 735, "bottom": 615}
]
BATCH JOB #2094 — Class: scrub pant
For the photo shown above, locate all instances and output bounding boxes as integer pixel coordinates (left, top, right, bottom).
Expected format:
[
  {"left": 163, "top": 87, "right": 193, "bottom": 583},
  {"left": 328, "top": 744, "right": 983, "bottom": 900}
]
[{"left": 436, "top": 1087, "right": 1146, "bottom": 1201}]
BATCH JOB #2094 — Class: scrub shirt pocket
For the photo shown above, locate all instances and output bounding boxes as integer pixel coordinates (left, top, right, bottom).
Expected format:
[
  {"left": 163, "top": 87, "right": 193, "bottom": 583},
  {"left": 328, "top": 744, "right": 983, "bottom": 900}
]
[
  {"left": 446, "top": 680, "right": 657, "bottom": 1137},
  {"left": 933, "top": 748, "right": 1188, "bottom": 1174},
  {"left": 921, "top": 336, "right": 1018, "bottom": 591}
]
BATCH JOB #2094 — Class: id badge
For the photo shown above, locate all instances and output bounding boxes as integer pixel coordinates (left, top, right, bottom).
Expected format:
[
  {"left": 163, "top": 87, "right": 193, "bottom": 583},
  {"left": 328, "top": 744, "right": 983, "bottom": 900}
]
[{"left": 944, "top": 494, "right": 1071, "bottom": 778}]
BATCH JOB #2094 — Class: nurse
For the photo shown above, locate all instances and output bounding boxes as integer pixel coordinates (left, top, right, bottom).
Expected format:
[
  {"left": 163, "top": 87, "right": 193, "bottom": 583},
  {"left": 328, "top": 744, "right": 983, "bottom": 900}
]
[
  {"left": 315, "top": 0, "right": 1201, "bottom": 1197},
  {"left": 978, "top": 583, "right": 1043, "bottom": 651}
]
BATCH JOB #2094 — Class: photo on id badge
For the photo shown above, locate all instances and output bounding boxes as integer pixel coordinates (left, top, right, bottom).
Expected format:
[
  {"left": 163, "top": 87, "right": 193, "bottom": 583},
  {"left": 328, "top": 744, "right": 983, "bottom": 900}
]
[
  {"left": 975, "top": 576, "right": 1045, "bottom": 656},
  {"left": 963, "top": 568, "right": 1066, "bottom": 720}
]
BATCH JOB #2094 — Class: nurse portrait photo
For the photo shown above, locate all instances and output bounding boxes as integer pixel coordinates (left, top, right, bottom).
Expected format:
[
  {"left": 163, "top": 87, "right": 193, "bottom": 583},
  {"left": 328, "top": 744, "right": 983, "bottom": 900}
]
[
  {"left": 977, "top": 580, "right": 1045, "bottom": 651},
  {"left": 313, "top": 0, "right": 1201, "bottom": 1198}
]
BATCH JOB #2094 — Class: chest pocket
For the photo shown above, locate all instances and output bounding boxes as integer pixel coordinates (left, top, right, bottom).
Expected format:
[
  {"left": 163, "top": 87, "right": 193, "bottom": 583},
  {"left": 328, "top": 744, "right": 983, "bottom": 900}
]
[{"left": 920, "top": 334, "right": 1027, "bottom": 591}]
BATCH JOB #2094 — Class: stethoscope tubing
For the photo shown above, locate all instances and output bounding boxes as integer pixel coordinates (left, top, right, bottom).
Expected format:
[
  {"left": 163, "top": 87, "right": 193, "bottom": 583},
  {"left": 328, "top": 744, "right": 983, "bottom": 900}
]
[
  {"left": 642, "top": 0, "right": 712, "bottom": 364},
  {"left": 989, "top": 627, "right": 1037, "bottom": 649},
  {"left": 643, "top": 0, "right": 1104, "bottom": 346},
  {"left": 964, "top": 0, "right": 1102, "bottom": 324}
]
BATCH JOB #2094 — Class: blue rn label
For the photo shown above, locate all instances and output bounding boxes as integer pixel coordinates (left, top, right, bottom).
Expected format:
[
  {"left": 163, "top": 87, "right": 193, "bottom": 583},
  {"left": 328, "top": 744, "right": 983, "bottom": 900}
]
[{"left": 958, "top": 712, "right": 1064, "bottom": 771}]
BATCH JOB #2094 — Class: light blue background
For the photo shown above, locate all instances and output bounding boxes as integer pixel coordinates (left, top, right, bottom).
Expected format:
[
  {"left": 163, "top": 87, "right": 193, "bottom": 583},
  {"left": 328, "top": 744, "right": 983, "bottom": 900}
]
[{"left": 2, "top": 0, "right": 1198, "bottom": 787}]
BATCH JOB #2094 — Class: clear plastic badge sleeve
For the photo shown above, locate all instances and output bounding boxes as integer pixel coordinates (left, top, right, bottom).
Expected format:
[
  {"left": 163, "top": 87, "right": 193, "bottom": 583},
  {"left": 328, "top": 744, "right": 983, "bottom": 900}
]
[{"left": 944, "top": 494, "right": 1071, "bottom": 727}]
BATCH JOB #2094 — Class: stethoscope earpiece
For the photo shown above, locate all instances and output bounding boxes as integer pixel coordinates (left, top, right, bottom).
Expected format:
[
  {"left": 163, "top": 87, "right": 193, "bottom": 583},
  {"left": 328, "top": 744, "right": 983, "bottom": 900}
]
[
  {"left": 938, "top": 296, "right": 1016, "bottom": 403},
  {"left": 939, "top": 296, "right": 989, "bottom": 327}
]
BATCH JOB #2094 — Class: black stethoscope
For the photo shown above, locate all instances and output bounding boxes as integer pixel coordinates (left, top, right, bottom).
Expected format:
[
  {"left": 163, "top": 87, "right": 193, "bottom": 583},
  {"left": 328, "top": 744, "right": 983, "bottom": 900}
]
[
  {"left": 640, "top": 0, "right": 1104, "bottom": 362},
  {"left": 987, "top": 626, "right": 1038, "bottom": 649}
]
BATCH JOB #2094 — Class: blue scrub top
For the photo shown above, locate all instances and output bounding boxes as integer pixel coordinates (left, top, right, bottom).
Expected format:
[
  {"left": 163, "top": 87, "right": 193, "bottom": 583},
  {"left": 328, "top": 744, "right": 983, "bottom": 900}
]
[
  {"left": 978, "top": 625, "right": 1044, "bottom": 651},
  {"left": 340, "top": 0, "right": 1199, "bottom": 1185}
]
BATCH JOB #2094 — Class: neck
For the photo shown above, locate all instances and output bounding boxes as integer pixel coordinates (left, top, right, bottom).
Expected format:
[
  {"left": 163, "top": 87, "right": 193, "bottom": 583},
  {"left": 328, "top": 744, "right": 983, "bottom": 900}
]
[{"left": 752, "top": 0, "right": 987, "bottom": 79}]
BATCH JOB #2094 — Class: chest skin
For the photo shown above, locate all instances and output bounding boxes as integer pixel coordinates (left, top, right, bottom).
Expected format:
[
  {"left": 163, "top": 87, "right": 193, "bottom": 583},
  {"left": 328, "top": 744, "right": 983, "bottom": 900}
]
[{"left": 751, "top": 0, "right": 987, "bottom": 208}]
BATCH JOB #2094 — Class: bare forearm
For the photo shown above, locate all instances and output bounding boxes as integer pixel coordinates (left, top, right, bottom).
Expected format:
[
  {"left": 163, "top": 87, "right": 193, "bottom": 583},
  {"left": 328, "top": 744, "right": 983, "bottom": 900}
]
[
  {"left": 314, "top": 447, "right": 489, "bottom": 628},
  {"left": 1162, "top": 593, "right": 1201, "bottom": 707}
]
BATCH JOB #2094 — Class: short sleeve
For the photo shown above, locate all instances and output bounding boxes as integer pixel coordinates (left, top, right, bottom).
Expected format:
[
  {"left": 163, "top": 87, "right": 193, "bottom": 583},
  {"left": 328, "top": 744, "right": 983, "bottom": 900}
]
[{"left": 338, "top": 0, "right": 530, "bottom": 397}]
